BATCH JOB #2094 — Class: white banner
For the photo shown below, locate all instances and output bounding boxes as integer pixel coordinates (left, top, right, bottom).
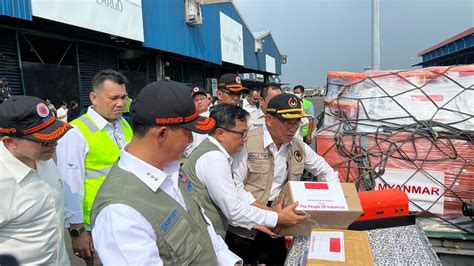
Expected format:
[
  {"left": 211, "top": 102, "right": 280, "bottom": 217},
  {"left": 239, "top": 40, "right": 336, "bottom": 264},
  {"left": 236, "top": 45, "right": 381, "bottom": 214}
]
[
  {"left": 375, "top": 168, "right": 445, "bottom": 214},
  {"left": 220, "top": 12, "right": 243, "bottom": 66},
  {"left": 265, "top": 55, "right": 276, "bottom": 74},
  {"left": 31, "top": 0, "right": 144, "bottom": 41}
]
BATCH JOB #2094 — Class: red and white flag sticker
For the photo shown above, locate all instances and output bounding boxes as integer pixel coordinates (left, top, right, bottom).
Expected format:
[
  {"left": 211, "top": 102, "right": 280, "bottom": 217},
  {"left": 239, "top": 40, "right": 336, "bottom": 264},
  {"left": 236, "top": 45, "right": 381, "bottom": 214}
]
[{"left": 308, "top": 231, "right": 345, "bottom": 262}]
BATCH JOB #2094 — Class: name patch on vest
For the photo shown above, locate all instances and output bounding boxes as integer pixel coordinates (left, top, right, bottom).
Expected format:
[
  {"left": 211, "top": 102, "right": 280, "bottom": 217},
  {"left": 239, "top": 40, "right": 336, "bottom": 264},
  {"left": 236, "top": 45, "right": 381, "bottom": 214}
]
[
  {"left": 161, "top": 209, "right": 179, "bottom": 233},
  {"left": 248, "top": 152, "right": 269, "bottom": 160}
]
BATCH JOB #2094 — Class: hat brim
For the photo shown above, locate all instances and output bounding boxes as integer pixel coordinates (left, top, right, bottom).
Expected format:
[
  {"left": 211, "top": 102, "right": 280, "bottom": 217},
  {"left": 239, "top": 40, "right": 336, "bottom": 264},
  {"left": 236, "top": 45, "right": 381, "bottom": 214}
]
[
  {"left": 192, "top": 91, "right": 207, "bottom": 97},
  {"left": 220, "top": 85, "right": 248, "bottom": 93},
  {"left": 270, "top": 110, "right": 311, "bottom": 120},
  {"left": 179, "top": 115, "right": 216, "bottom": 134},
  {"left": 22, "top": 120, "right": 72, "bottom": 143}
]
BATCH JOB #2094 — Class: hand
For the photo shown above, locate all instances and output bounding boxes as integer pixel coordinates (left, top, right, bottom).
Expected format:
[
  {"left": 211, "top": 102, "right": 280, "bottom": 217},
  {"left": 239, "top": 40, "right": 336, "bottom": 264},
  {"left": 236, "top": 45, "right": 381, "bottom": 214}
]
[
  {"left": 71, "top": 225, "right": 94, "bottom": 260},
  {"left": 276, "top": 201, "right": 310, "bottom": 226},
  {"left": 306, "top": 136, "right": 313, "bottom": 145},
  {"left": 254, "top": 225, "right": 281, "bottom": 238}
]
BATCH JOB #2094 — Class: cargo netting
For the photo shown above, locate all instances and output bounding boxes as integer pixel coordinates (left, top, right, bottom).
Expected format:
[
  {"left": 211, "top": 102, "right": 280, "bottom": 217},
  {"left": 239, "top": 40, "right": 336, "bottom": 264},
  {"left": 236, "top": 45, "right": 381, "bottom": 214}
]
[{"left": 317, "top": 65, "right": 474, "bottom": 233}]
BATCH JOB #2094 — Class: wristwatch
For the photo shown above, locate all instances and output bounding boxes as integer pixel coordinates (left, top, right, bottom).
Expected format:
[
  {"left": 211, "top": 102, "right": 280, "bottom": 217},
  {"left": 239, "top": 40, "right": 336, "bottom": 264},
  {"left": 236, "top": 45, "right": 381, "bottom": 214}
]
[{"left": 69, "top": 226, "right": 85, "bottom": 237}]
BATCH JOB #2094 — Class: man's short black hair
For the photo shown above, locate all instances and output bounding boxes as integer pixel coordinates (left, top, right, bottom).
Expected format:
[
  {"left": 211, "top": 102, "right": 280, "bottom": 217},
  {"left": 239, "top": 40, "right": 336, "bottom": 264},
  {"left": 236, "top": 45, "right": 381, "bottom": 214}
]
[
  {"left": 210, "top": 103, "right": 248, "bottom": 135},
  {"left": 293, "top": 85, "right": 305, "bottom": 92},
  {"left": 92, "top": 69, "right": 128, "bottom": 92},
  {"left": 261, "top": 83, "right": 282, "bottom": 100},
  {"left": 131, "top": 121, "right": 180, "bottom": 138}
]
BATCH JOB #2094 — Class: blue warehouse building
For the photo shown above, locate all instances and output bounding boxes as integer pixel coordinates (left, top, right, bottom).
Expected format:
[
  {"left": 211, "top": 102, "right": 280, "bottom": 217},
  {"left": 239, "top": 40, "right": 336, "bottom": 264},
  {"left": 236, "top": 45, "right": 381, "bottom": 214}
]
[
  {"left": 0, "top": 0, "right": 284, "bottom": 111},
  {"left": 416, "top": 27, "right": 473, "bottom": 67}
]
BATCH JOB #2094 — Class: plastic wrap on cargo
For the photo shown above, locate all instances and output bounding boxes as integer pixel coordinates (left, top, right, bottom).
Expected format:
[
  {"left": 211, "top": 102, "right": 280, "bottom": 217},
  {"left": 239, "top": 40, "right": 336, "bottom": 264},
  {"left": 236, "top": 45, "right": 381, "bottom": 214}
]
[{"left": 316, "top": 65, "right": 474, "bottom": 233}]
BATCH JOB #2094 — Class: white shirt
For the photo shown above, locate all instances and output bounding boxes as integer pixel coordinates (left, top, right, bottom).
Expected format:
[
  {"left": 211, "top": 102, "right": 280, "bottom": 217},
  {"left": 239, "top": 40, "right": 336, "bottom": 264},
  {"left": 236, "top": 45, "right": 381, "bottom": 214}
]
[
  {"left": 242, "top": 98, "right": 258, "bottom": 114},
  {"left": 56, "top": 106, "right": 126, "bottom": 227},
  {"left": 92, "top": 147, "right": 241, "bottom": 265},
  {"left": 183, "top": 132, "right": 208, "bottom": 158},
  {"left": 232, "top": 126, "right": 340, "bottom": 202},
  {"left": 0, "top": 143, "right": 70, "bottom": 265},
  {"left": 247, "top": 108, "right": 265, "bottom": 131},
  {"left": 56, "top": 106, "right": 68, "bottom": 122},
  {"left": 194, "top": 137, "right": 278, "bottom": 229}
]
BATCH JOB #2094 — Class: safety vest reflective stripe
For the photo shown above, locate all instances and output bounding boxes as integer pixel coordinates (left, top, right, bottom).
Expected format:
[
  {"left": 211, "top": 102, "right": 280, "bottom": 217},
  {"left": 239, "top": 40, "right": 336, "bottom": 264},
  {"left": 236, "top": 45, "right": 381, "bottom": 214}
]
[
  {"left": 76, "top": 115, "right": 99, "bottom": 133},
  {"left": 85, "top": 167, "right": 113, "bottom": 179}
]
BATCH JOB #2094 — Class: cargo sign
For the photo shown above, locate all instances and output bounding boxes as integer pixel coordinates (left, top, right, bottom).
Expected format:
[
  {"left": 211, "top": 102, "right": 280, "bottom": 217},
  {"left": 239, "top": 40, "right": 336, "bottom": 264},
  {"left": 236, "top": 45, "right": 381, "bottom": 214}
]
[
  {"left": 375, "top": 168, "right": 445, "bottom": 214},
  {"left": 291, "top": 182, "right": 348, "bottom": 211},
  {"left": 220, "top": 12, "right": 244, "bottom": 66},
  {"left": 31, "top": 0, "right": 144, "bottom": 41}
]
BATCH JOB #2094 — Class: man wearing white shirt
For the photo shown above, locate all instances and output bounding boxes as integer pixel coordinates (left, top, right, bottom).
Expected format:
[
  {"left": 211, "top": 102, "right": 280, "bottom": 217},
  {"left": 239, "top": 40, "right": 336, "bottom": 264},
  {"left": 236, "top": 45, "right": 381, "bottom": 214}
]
[
  {"left": 56, "top": 101, "right": 69, "bottom": 122},
  {"left": 182, "top": 104, "right": 308, "bottom": 240},
  {"left": 56, "top": 70, "right": 132, "bottom": 262},
  {"left": 242, "top": 87, "right": 261, "bottom": 114},
  {"left": 91, "top": 80, "right": 241, "bottom": 265},
  {"left": 247, "top": 83, "right": 282, "bottom": 131},
  {"left": 0, "top": 96, "right": 72, "bottom": 265},
  {"left": 229, "top": 93, "right": 340, "bottom": 264}
]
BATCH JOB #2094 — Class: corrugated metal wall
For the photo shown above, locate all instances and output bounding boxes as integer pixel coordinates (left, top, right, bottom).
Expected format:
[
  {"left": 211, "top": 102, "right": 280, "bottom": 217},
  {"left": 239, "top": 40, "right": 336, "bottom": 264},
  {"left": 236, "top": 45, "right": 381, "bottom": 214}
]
[
  {"left": 0, "top": 0, "right": 32, "bottom": 21},
  {"left": 142, "top": 0, "right": 220, "bottom": 65}
]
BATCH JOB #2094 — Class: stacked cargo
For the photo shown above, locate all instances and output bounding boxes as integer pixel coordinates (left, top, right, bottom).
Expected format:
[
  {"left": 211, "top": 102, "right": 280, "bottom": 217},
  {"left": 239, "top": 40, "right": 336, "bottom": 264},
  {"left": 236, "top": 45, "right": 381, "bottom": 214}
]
[{"left": 316, "top": 65, "right": 474, "bottom": 232}]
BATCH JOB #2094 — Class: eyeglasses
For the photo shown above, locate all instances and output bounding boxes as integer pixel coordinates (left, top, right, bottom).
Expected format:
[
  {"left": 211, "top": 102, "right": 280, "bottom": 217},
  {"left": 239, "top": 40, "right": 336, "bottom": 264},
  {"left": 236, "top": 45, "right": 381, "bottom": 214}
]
[
  {"left": 275, "top": 116, "right": 302, "bottom": 128},
  {"left": 219, "top": 127, "right": 248, "bottom": 138},
  {"left": 221, "top": 90, "right": 242, "bottom": 97}
]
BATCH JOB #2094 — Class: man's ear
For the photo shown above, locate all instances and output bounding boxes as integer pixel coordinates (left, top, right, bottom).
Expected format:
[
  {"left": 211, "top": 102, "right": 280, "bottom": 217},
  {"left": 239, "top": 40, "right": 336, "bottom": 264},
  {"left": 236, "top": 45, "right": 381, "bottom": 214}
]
[
  {"left": 213, "top": 128, "right": 226, "bottom": 142},
  {"left": 154, "top": 126, "right": 169, "bottom": 143},
  {"left": 216, "top": 90, "right": 223, "bottom": 100},
  {"left": 90, "top": 91, "right": 98, "bottom": 106},
  {"left": 1, "top": 136, "right": 18, "bottom": 149}
]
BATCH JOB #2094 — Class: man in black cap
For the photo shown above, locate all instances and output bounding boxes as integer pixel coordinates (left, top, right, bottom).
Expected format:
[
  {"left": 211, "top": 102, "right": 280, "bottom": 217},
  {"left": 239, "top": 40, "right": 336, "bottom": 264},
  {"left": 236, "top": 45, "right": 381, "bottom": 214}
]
[
  {"left": 229, "top": 93, "right": 340, "bottom": 264},
  {"left": 0, "top": 96, "right": 71, "bottom": 264},
  {"left": 91, "top": 80, "right": 241, "bottom": 264},
  {"left": 0, "top": 77, "right": 12, "bottom": 103},
  {"left": 216, "top": 73, "right": 247, "bottom": 106},
  {"left": 192, "top": 86, "right": 210, "bottom": 117}
]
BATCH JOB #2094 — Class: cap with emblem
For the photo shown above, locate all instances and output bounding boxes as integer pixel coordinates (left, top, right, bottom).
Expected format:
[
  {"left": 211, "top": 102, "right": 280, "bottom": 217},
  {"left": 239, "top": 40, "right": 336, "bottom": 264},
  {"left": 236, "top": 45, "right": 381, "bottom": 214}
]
[
  {"left": 218, "top": 73, "right": 247, "bottom": 93},
  {"left": 0, "top": 95, "right": 71, "bottom": 142},
  {"left": 266, "top": 93, "right": 309, "bottom": 119},
  {"left": 131, "top": 80, "right": 216, "bottom": 134},
  {"left": 191, "top": 86, "right": 207, "bottom": 98}
]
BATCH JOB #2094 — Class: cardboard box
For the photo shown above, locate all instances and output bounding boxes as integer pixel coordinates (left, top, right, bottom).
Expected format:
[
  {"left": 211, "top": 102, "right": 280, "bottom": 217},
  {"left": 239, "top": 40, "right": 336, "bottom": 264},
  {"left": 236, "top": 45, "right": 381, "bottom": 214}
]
[
  {"left": 273, "top": 182, "right": 363, "bottom": 236},
  {"left": 305, "top": 228, "right": 374, "bottom": 265}
]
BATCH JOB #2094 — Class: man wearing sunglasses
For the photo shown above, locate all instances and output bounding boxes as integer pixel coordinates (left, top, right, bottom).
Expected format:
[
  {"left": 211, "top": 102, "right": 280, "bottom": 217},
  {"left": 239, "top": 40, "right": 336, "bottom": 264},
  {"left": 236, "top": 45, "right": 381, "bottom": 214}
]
[
  {"left": 182, "top": 104, "right": 309, "bottom": 241},
  {"left": 229, "top": 93, "right": 340, "bottom": 264},
  {"left": 215, "top": 73, "right": 247, "bottom": 106},
  {"left": 0, "top": 96, "right": 72, "bottom": 264}
]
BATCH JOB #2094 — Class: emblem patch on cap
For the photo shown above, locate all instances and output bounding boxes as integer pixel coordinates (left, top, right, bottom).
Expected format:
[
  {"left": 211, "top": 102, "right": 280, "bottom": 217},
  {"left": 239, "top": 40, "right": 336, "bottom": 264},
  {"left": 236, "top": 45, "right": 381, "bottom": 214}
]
[
  {"left": 288, "top": 97, "right": 298, "bottom": 108},
  {"left": 193, "top": 87, "right": 200, "bottom": 92},
  {"left": 235, "top": 76, "right": 241, "bottom": 84},
  {"left": 294, "top": 150, "right": 303, "bottom": 162},
  {"left": 36, "top": 103, "right": 49, "bottom": 118}
]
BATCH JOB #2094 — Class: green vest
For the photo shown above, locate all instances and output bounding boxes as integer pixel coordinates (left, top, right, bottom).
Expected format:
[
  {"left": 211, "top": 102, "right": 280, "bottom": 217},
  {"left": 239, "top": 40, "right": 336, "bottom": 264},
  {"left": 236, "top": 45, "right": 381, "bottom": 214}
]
[
  {"left": 71, "top": 113, "right": 133, "bottom": 225},
  {"left": 302, "top": 99, "right": 312, "bottom": 137},
  {"left": 91, "top": 164, "right": 218, "bottom": 265},
  {"left": 181, "top": 138, "right": 229, "bottom": 239},
  {"left": 124, "top": 98, "right": 132, "bottom": 113}
]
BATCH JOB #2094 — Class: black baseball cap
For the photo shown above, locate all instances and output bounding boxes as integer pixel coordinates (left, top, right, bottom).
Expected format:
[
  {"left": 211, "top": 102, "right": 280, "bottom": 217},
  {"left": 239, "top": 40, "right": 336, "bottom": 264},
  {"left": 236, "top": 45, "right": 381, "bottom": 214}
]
[
  {"left": 218, "top": 74, "right": 247, "bottom": 93},
  {"left": 266, "top": 93, "right": 309, "bottom": 119},
  {"left": 131, "top": 80, "right": 215, "bottom": 134},
  {"left": 0, "top": 96, "right": 71, "bottom": 143},
  {"left": 191, "top": 86, "right": 207, "bottom": 98}
]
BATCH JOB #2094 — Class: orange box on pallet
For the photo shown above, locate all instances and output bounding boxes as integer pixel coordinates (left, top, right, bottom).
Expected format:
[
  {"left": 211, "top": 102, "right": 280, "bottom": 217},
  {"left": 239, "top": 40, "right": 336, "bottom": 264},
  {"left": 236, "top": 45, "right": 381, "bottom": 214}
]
[{"left": 356, "top": 189, "right": 409, "bottom": 221}]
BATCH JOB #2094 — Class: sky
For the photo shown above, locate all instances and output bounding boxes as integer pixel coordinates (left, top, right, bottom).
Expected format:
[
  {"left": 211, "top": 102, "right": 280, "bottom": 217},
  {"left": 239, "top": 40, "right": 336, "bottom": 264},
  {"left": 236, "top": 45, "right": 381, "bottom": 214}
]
[{"left": 233, "top": 0, "right": 473, "bottom": 88}]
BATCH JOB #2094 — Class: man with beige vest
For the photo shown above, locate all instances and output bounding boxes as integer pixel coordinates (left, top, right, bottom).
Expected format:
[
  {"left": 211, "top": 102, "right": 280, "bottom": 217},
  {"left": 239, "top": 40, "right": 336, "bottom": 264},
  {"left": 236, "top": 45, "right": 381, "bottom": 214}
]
[{"left": 230, "top": 93, "right": 340, "bottom": 264}]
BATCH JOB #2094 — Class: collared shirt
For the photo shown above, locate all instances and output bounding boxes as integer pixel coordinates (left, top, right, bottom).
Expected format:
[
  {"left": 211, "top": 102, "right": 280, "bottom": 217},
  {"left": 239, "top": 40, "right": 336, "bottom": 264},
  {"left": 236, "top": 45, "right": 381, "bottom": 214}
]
[
  {"left": 56, "top": 106, "right": 68, "bottom": 122},
  {"left": 92, "top": 147, "right": 241, "bottom": 265},
  {"left": 56, "top": 106, "right": 126, "bottom": 227},
  {"left": 183, "top": 132, "right": 208, "bottom": 158},
  {"left": 194, "top": 137, "right": 278, "bottom": 229},
  {"left": 242, "top": 98, "right": 258, "bottom": 114},
  {"left": 0, "top": 143, "right": 70, "bottom": 265},
  {"left": 247, "top": 108, "right": 265, "bottom": 131},
  {"left": 232, "top": 126, "right": 340, "bottom": 202}
]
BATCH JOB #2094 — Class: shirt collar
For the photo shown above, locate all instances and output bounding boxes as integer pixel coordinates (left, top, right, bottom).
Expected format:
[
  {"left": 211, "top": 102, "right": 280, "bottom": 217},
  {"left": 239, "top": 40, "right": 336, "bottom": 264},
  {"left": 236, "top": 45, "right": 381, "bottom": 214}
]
[
  {"left": 86, "top": 106, "right": 118, "bottom": 131},
  {"left": 262, "top": 125, "right": 289, "bottom": 151},
  {"left": 208, "top": 136, "right": 232, "bottom": 163},
  {"left": 118, "top": 145, "right": 180, "bottom": 192},
  {"left": 243, "top": 98, "right": 252, "bottom": 108},
  {"left": 0, "top": 142, "right": 34, "bottom": 183}
]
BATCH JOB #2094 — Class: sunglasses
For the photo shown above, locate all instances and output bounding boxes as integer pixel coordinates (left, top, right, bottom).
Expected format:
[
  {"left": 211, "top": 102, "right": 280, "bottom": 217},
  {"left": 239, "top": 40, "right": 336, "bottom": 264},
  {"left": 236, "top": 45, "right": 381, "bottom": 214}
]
[{"left": 219, "top": 127, "right": 248, "bottom": 138}]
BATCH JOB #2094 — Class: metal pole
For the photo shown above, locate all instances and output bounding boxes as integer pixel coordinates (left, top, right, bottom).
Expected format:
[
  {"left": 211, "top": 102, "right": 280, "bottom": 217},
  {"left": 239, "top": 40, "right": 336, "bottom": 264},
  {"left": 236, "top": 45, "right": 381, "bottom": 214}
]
[{"left": 371, "top": 0, "right": 380, "bottom": 70}]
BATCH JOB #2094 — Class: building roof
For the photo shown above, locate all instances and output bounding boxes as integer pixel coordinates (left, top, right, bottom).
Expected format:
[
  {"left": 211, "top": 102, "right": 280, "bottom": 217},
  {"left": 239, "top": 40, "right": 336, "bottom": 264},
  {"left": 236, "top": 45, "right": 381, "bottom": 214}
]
[{"left": 418, "top": 27, "right": 474, "bottom": 56}]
